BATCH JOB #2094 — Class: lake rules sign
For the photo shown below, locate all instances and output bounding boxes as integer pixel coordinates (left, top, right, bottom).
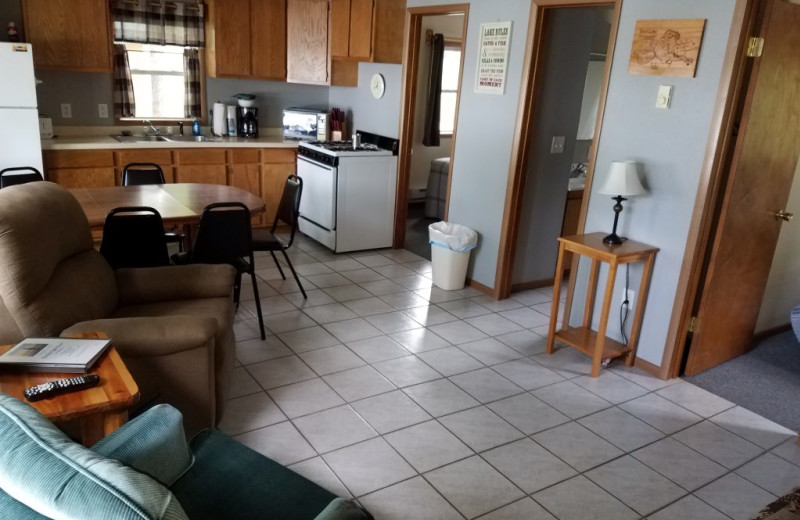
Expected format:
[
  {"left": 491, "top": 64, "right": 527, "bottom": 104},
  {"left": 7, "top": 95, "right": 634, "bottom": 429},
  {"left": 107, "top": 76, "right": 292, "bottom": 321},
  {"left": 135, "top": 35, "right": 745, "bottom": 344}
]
[{"left": 475, "top": 21, "right": 512, "bottom": 94}]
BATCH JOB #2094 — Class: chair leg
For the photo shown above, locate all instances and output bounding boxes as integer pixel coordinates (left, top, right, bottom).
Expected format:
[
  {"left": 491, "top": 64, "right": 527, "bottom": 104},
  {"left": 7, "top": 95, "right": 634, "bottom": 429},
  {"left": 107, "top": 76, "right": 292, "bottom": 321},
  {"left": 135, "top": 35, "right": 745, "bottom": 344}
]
[
  {"left": 270, "top": 251, "right": 286, "bottom": 280},
  {"left": 281, "top": 249, "right": 307, "bottom": 299},
  {"left": 233, "top": 271, "right": 242, "bottom": 309},
  {"left": 250, "top": 271, "right": 266, "bottom": 340}
]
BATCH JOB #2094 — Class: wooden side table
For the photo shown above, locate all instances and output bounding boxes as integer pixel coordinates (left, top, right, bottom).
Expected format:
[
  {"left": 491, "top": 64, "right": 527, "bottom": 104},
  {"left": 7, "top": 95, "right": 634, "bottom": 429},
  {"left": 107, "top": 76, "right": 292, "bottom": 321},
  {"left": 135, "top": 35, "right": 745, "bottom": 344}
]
[
  {"left": 0, "top": 334, "right": 139, "bottom": 446},
  {"left": 547, "top": 232, "right": 659, "bottom": 377}
]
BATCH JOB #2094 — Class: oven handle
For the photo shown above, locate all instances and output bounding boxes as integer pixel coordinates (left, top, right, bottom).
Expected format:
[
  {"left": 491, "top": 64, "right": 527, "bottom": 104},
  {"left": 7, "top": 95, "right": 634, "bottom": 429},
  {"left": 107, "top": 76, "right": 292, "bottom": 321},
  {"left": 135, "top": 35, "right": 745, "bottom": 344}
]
[{"left": 298, "top": 155, "right": 334, "bottom": 171}]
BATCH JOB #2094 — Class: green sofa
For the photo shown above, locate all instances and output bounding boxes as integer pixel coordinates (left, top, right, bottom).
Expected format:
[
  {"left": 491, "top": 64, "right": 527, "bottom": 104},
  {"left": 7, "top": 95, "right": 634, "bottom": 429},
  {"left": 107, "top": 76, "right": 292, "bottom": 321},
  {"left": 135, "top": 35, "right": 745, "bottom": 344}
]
[{"left": 0, "top": 394, "right": 372, "bottom": 520}]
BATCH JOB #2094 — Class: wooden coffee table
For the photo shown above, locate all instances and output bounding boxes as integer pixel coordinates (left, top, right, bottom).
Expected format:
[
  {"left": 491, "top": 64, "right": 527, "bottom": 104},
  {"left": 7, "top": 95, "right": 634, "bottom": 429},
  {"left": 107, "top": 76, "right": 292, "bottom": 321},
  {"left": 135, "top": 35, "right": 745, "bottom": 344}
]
[{"left": 0, "top": 334, "right": 139, "bottom": 446}]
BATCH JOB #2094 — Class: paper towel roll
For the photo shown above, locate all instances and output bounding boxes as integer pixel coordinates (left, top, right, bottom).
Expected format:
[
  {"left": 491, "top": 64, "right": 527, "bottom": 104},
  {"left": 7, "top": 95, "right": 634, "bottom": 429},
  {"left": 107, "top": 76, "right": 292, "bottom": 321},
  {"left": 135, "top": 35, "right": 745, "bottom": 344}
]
[{"left": 212, "top": 102, "right": 226, "bottom": 136}]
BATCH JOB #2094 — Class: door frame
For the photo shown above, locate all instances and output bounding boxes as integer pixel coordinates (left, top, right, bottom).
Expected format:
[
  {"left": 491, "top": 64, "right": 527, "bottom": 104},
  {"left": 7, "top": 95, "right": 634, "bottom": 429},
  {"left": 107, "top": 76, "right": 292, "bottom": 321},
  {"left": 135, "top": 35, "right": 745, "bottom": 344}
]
[
  {"left": 393, "top": 4, "right": 470, "bottom": 248},
  {"left": 494, "top": 0, "right": 621, "bottom": 300},
  {"left": 660, "top": 0, "right": 758, "bottom": 378}
]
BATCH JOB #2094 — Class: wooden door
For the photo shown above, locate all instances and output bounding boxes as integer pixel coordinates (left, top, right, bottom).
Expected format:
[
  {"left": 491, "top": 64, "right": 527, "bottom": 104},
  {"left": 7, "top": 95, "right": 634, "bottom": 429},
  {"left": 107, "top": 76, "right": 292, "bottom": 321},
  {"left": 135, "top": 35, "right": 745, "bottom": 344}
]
[
  {"left": 211, "top": 0, "right": 252, "bottom": 77},
  {"left": 348, "top": 0, "right": 374, "bottom": 59},
  {"left": 287, "top": 0, "right": 330, "bottom": 84},
  {"left": 684, "top": 0, "right": 800, "bottom": 375},
  {"left": 251, "top": 0, "right": 287, "bottom": 80},
  {"left": 330, "top": 0, "right": 351, "bottom": 58}
]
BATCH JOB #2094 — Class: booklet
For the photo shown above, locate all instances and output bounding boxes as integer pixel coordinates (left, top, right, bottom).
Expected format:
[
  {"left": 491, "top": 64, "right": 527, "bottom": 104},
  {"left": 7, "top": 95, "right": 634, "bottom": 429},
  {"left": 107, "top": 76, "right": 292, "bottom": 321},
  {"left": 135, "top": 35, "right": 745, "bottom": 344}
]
[{"left": 0, "top": 338, "right": 111, "bottom": 373}]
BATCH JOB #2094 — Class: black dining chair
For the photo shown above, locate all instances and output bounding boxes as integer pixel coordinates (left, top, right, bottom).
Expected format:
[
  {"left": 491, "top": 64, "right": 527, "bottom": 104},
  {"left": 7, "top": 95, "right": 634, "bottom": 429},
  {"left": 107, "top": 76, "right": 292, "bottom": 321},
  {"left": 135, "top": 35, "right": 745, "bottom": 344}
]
[
  {"left": 122, "top": 162, "right": 185, "bottom": 250},
  {"left": 251, "top": 175, "right": 307, "bottom": 299},
  {"left": 99, "top": 206, "right": 171, "bottom": 269},
  {"left": 172, "top": 202, "right": 266, "bottom": 339},
  {"left": 0, "top": 166, "right": 44, "bottom": 188}
]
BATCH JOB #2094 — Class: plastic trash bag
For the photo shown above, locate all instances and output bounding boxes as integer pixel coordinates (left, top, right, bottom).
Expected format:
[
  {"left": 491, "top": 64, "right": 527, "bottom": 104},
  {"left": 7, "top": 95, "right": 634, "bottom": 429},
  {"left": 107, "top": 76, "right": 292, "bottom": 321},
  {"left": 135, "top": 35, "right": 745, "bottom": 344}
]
[{"left": 428, "top": 221, "right": 478, "bottom": 252}]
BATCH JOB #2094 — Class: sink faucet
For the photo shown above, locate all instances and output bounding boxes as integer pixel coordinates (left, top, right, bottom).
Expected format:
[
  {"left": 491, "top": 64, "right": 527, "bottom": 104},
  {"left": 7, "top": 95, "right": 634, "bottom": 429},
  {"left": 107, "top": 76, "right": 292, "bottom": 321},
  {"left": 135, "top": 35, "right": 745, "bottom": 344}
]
[{"left": 143, "top": 120, "right": 160, "bottom": 136}]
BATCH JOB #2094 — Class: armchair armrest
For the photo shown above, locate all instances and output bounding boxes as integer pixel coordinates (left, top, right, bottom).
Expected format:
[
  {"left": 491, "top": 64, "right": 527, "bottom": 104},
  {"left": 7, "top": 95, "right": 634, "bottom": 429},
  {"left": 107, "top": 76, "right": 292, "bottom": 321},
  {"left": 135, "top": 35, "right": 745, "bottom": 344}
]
[
  {"left": 116, "top": 264, "right": 236, "bottom": 305},
  {"left": 92, "top": 404, "right": 194, "bottom": 486}
]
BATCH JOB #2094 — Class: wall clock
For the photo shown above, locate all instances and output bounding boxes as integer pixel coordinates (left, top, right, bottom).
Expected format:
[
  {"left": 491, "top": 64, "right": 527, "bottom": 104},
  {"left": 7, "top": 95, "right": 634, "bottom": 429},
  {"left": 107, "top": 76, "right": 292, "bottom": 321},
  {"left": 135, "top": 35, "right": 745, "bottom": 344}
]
[{"left": 370, "top": 73, "right": 386, "bottom": 99}]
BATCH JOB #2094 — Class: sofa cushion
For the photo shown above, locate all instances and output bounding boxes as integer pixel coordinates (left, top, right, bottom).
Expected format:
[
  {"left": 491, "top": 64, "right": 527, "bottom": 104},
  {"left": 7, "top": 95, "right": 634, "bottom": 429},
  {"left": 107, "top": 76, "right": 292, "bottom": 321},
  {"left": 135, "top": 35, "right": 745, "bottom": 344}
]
[
  {"left": 0, "top": 394, "right": 188, "bottom": 520},
  {"left": 172, "top": 430, "right": 353, "bottom": 520}
]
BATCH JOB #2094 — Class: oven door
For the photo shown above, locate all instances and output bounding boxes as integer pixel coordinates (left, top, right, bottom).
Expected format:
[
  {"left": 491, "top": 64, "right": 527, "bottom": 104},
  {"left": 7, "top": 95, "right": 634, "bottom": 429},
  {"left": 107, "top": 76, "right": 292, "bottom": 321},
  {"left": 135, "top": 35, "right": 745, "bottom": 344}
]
[{"left": 297, "top": 155, "right": 336, "bottom": 230}]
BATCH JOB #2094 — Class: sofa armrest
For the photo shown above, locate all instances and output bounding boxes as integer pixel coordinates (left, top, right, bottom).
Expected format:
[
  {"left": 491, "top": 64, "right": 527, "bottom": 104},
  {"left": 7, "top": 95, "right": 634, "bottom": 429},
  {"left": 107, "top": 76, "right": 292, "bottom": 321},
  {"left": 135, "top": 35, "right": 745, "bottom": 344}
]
[
  {"left": 116, "top": 264, "right": 236, "bottom": 306},
  {"left": 92, "top": 404, "right": 194, "bottom": 487}
]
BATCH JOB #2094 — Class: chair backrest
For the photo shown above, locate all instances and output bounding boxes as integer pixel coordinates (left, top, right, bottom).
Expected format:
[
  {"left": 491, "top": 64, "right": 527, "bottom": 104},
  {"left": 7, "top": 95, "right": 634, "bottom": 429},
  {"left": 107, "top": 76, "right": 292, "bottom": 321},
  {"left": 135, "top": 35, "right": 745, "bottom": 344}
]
[
  {"left": 100, "top": 206, "right": 171, "bottom": 269},
  {"left": 271, "top": 175, "right": 303, "bottom": 246},
  {"left": 0, "top": 182, "right": 118, "bottom": 343},
  {"left": 0, "top": 167, "right": 44, "bottom": 188},
  {"left": 192, "top": 202, "right": 254, "bottom": 266},
  {"left": 122, "top": 163, "right": 166, "bottom": 186}
]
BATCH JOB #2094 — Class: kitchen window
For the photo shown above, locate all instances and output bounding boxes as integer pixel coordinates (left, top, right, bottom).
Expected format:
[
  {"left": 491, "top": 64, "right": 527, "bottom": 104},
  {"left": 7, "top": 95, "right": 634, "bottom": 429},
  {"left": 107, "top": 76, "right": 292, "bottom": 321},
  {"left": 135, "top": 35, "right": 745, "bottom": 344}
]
[
  {"left": 123, "top": 43, "right": 190, "bottom": 120},
  {"left": 439, "top": 44, "right": 461, "bottom": 136}
]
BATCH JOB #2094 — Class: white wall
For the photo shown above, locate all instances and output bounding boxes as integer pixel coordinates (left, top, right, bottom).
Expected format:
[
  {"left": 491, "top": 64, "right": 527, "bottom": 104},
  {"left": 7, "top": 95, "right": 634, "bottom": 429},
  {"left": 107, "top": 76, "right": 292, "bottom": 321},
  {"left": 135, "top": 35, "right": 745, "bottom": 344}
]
[
  {"left": 408, "top": 14, "right": 464, "bottom": 194},
  {"left": 574, "top": 0, "right": 737, "bottom": 366},
  {"left": 756, "top": 154, "right": 800, "bottom": 332}
]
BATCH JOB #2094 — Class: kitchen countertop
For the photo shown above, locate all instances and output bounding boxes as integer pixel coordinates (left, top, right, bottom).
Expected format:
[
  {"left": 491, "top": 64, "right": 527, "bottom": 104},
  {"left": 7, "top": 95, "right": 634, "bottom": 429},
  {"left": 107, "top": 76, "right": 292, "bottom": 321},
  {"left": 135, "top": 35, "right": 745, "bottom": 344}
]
[{"left": 41, "top": 135, "right": 300, "bottom": 151}]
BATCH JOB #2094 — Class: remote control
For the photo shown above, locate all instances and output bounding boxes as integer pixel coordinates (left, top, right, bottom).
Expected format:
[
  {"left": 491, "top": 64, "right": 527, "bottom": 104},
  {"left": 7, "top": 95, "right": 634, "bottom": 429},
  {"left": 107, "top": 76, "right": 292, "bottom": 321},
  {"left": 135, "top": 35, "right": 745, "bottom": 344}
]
[{"left": 23, "top": 375, "right": 101, "bottom": 402}]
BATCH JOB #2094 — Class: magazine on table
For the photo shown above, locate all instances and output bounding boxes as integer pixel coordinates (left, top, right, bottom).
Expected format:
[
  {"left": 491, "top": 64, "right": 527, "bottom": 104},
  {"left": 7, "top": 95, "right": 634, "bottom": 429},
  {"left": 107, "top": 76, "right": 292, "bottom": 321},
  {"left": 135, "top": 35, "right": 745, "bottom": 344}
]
[{"left": 0, "top": 337, "right": 111, "bottom": 373}]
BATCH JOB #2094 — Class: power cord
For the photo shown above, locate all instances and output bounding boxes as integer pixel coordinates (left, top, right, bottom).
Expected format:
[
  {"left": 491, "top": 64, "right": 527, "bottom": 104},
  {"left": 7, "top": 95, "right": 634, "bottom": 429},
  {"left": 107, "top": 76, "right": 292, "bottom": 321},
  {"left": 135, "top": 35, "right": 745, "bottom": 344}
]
[{"left": 619, "top": 264, "right": 630, "bottom": 347}]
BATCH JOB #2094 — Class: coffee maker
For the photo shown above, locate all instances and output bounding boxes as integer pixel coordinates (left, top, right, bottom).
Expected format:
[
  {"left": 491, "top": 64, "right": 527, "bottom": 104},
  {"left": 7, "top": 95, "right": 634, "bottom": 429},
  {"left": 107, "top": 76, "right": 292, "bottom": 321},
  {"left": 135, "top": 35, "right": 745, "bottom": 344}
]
[{"left": 237, "top": 107, "right": 258, "bottom": 138}]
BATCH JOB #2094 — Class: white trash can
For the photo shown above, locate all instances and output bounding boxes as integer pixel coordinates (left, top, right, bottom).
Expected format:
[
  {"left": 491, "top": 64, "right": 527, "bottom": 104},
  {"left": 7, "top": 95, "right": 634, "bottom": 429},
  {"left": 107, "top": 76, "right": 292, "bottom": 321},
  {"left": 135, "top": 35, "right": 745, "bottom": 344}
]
[{"left": 429, "top": 222, "right": 478, "bottom": 290}]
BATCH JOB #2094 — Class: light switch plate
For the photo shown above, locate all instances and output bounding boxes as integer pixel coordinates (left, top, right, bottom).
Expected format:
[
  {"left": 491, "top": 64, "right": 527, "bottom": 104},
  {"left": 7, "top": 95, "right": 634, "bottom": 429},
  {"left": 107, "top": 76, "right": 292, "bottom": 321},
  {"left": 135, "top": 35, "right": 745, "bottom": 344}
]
[
  {"left": 656, "top": 85, "right": 673, "bottom": 109},
  {"left": 60, "top": 103, "right": 72, "bottom": 119},
  {"left": 98, "top": 104, "right": 108, "bottom": 118},
  {"left": 551, "top": 136, "right": 565, "bottom": 154}
]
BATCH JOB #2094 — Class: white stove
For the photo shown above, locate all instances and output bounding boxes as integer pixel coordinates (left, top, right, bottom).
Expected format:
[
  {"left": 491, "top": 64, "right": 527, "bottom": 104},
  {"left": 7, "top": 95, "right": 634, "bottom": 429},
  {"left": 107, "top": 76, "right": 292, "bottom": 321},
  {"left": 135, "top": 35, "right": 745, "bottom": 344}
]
[{"left": 296, "top": 131, "right": 399, "bottom": 253}]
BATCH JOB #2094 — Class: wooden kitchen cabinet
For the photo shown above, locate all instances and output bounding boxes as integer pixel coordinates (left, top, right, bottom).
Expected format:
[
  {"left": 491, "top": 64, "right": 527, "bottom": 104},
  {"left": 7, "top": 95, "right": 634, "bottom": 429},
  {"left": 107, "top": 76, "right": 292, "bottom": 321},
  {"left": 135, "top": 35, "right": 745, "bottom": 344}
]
[
  {"left": 206, "top": 0, "right": 287, "bottom": 80},
  {"left": 261, "top": 149, "right": 297, "bottom": 227},
  {"left": 44, "top": 150, "right": 115, "bottom": 188},
  {"left": 175, "top": 149, "right": 227, "bottom": 185},
  {"left": 228, "top": 149, "right": 263, "bottom": 225},
  {"left": 22, "top": 0, "right": 112, "bottom": 72},
  {"left": 330, "top": 0, "right": 405, "bottom": 63},
  {"left": 115, "top": 150, "right": 175, "bottom": 185},
  {"left": 287, "top": 0, "right": 330, "bottom": 85}
]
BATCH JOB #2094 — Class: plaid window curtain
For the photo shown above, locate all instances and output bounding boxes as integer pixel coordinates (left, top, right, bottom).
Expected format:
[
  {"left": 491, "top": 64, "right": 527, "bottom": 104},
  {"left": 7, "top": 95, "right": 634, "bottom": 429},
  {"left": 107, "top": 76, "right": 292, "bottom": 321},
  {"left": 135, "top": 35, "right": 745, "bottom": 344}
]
[
  {"left": 422, "top": 33, "right": 444, "bottom": 147},
  {"left": 184, "top": 48, "right": 202, "bottom": 118},
  {"left": 113, "top": 44, "right": 136, "bottom": 117},
  {"left": 111, "top": 0, "right": 205, "bottom": 47}
]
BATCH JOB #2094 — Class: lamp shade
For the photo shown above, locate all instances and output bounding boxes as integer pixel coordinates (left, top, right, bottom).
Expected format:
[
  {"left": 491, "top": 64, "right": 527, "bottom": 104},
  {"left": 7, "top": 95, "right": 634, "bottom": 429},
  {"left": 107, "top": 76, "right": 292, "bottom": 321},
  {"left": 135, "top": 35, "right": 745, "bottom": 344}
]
[{"left": 598, "top": 161, "right": 646, "bottom": 197}]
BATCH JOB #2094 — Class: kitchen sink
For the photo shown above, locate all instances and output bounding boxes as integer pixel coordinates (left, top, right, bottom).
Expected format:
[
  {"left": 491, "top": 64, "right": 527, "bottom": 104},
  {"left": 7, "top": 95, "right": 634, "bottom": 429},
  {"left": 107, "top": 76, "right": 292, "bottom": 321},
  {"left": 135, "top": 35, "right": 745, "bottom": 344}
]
[
  {"left": 165, "top": 135, "right": 220, "bottom": 143},
  {"left": 112, "top": 135, "right": 169, "bottom": 143}
]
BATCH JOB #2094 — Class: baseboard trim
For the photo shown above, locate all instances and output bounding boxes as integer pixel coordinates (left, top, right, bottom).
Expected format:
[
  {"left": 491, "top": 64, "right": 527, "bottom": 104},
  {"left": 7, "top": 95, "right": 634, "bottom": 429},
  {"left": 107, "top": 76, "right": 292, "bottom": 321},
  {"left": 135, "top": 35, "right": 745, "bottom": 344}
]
[
  {"left": 753, "top": 323, "right": 791, "bottom": 342},
  {"left": 511, "top": 278, "right": 555, "bottom": 292},
  {"left": 633, "top": 356, "right": 663, "bottom": 378},
  {"left": 467, "top": 278, "right": 494, "bottom": 297}
]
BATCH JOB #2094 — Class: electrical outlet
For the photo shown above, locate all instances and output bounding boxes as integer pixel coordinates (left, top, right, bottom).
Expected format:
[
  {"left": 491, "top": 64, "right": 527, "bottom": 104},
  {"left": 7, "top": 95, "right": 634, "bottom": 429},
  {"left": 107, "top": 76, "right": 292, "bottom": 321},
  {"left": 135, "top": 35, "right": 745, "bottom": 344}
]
[
  {"left": 60, "top": 103, "right": 72, "bottom": 119},
  {"left": 621, "top": 288, "right": 636, "bottom": 308},
  {"left": 656, "top": 85, "right": 673, "bottom": 109},
  {"left": 98, "top": 104, "right": 109, "bottom": 118},
  {"left": 550, "top": 136, "right": 565, "bottom": 154}
]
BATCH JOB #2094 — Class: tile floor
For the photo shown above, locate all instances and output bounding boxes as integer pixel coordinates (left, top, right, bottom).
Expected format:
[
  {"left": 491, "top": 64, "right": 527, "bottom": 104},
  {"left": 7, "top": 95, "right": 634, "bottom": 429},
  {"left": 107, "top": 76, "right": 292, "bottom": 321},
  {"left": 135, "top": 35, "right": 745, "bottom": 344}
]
[{"left": 222, "top": 236, "right": 800, "bottom": 520}]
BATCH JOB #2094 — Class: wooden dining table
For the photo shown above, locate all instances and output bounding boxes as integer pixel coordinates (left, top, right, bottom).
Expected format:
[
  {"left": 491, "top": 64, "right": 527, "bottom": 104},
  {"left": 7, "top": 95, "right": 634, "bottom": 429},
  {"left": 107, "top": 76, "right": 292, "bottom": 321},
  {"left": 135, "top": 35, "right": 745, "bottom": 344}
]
[{"left": 69, "top": 183, "right": 266, "bottom": 231}]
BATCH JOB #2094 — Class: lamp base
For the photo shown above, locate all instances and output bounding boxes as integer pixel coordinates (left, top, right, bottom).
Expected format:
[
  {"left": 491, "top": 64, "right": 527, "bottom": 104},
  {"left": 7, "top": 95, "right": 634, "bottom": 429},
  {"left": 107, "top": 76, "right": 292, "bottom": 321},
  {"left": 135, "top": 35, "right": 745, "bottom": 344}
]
[{"left": 602, "top": 233, "right": 624, "bottom": 245}]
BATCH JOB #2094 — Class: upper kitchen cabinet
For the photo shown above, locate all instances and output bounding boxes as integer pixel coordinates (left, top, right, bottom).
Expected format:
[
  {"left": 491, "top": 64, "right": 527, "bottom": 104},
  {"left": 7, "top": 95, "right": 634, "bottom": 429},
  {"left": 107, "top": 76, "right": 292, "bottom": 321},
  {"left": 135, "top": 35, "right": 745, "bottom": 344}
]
[
  {"left": 286, "top": 0, "right": 330, "bottom": 85},
  {"left": 330, "top": 0, "right": 405, "bottom": 64},
  {"left": 21, "top": 0, "right": 112, "bottom": 72},
  {"left": 206, "top": 0, "right": 287, "bottom": 80}
]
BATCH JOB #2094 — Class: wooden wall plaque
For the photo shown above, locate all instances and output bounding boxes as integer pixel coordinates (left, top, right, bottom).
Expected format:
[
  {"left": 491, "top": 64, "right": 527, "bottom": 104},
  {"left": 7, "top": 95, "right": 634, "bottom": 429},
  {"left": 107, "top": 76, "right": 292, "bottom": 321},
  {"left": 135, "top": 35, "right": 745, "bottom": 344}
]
[{"left": 629, "top": 19, "right": 706, "bottom": 77}]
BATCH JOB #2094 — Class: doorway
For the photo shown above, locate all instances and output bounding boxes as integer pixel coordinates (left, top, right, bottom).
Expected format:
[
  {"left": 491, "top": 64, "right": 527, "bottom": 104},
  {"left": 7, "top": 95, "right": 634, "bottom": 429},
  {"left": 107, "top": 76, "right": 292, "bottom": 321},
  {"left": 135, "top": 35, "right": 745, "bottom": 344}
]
[
  {"left": 509, "top": 6, "right": 614, "bottom": 292},
  {"left": 669, "top": 0, "right": 800, "bottom": 376},
  {"left": 395, "top": 5, "right": 469, "bottom": 260}
]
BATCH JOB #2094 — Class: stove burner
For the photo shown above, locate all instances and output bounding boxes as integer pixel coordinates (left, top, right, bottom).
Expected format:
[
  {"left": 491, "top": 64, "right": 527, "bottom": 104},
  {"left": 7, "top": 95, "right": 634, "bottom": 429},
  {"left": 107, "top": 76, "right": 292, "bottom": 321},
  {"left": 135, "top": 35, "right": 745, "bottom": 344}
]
[{"left": 307, "top": 140, "right": 383, "bottom": 152}]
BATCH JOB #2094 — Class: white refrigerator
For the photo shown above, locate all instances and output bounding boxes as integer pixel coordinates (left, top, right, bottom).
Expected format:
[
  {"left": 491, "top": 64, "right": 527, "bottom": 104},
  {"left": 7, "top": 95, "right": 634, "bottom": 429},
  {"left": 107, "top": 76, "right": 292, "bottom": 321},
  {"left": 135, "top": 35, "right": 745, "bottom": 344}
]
[{"left": 0, "top": 42, "right": 44, "bottom": 175}]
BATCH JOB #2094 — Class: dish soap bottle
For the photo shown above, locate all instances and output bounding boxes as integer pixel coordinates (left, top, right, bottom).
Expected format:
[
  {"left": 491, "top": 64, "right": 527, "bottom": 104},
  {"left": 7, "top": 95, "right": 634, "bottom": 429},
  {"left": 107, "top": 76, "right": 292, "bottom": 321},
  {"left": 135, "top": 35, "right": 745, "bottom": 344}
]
[{"left": 192, "top": 118, "right": 201, "bottom": 136}]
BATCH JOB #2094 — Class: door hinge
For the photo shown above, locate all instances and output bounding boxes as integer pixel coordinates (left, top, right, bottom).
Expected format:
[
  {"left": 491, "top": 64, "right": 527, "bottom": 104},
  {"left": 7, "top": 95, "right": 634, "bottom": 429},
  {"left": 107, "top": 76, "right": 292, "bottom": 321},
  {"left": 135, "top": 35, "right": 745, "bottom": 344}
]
[
  {"left": 746, "top": 37, "right": 764, "bottom": 58},
  {"left": 688, "top": 316, "right": 699, "bottom": 333}
]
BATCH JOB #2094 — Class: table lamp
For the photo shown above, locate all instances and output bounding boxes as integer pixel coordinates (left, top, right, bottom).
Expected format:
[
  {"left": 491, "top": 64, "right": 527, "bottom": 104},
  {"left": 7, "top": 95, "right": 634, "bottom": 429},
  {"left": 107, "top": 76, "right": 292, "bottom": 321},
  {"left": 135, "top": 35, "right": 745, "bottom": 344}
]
[{"left": 597, "top": 161, "right": 646, "bottom": 245}]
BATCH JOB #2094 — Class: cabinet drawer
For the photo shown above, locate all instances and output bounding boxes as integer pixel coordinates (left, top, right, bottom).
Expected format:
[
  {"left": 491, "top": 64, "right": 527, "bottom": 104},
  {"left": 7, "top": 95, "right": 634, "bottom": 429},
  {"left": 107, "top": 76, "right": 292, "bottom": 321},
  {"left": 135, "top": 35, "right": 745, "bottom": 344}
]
[
  {"left": 116, "top": 149, "right": 173, "bottom": 167},
  {"left": 231, "top": 149, "right": 260, "bottom": 164},
  {"left": 48, "top": 167, "right": 116, "bottom": 188},
  {"left": 45, "top": 150, "right": 114, "bottom": 168},
  {"left": 176, "top": 149, "right": 227, "bottom": 165},
  {"left": 262, "top": 149, "right": 297, "bottom": 164}
]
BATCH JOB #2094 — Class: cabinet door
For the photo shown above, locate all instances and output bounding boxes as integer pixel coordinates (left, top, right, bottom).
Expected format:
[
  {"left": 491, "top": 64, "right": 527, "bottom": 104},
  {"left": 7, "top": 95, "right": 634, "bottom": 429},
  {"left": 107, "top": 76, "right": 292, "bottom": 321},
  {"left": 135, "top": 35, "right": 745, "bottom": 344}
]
[
  {"left": 262, "top": 163, "right": 295, "bottom": 227},
  {"left": 348, "top": 0, "right": 374, "bottom": 60},
  {"left": 23, "top": 0, "right": 112, "bottom": 71},
  {"left": 251, "top": 0, "right": 287, "bottom": 80},
  {"left": 175, "top": 165, "right": 227, "bottom": 185},
  {"left": 48, "top": 168, "right": 116, "bottom": 188},
  {"left": 330, "top": 0, "right": 351, "bottom": 59},
  {"left": 287, "top": 0, "right": 330, "bottom": 85},
  {"left": 371, "top": 0, "right": 404, "bottom": 64},
  {"left": 209, "top": 0, "right": 252, "bottom": 77},
  {"left": 229, "top": 163, "right": 263, "bottom": 225}
]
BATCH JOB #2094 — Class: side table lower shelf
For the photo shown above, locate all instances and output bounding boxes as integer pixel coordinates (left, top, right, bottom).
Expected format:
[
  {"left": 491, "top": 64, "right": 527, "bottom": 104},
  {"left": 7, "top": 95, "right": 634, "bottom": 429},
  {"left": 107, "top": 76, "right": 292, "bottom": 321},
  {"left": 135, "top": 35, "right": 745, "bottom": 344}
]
[{"left": 553, "top": 326, "right": 631, "bottom": 361}]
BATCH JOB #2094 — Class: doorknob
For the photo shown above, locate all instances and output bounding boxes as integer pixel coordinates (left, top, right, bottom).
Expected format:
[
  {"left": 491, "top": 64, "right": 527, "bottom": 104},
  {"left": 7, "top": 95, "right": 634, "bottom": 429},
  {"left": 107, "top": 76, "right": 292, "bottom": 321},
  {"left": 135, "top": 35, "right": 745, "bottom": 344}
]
[{"left": 772, "top": 210, "right": 794, "bottom": 222}]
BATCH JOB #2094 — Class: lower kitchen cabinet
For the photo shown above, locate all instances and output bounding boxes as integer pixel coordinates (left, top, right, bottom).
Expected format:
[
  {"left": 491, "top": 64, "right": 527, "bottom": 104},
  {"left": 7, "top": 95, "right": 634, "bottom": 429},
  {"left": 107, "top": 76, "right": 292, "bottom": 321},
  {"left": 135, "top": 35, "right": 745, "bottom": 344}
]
[{"left": 43, "top": 147, "right": 296, "bottom": 228}]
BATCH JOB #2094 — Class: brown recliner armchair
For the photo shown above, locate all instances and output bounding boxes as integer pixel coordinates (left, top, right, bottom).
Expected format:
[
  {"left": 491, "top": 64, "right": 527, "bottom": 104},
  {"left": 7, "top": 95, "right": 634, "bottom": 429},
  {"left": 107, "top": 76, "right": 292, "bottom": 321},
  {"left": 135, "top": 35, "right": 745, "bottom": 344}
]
[{"left": 0, "top": 182, "right": 236, "bottom": 435}]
